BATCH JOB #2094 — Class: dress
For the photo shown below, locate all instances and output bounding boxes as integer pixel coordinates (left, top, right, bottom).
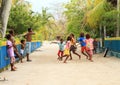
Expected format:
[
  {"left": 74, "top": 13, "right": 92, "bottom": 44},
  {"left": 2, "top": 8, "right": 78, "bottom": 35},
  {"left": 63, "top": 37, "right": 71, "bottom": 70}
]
[
  {"left": 85, "top": 38, "right": 94, "bottom": 55},
  {"left": 64, "top": 41, "right": 71, "bottom": 55},
  {"left": 7, "top": 40, "right": 14, "bottom": 57}
]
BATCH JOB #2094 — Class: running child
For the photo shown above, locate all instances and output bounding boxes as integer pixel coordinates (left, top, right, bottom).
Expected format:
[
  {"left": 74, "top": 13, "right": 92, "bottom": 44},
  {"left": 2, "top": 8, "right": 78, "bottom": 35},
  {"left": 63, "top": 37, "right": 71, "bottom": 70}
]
[
  {"left": 57, "top": 39, "right": 65, "bottom": 60},
  {"left": 6, "top": 34, "right": 16, "bottom": 71},
  {"left": 78, "top": 33, "right": 89, "bottom": 59},
  {"left": 61, "top": 36, "right": 71, "bottom": 63},
  {"left": 85, "top": 34, "right": 94, "bottom": 62}
]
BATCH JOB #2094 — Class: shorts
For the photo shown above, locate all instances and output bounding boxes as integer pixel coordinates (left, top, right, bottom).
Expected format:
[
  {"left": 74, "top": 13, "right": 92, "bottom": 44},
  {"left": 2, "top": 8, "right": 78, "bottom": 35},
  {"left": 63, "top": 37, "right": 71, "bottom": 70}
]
[
  {"left": 20, "top": 49, "right": 24, "bottom": 56},
  {"left": 81, "top": 46, "right": 86, "bottom": 52},
  {"left": 26, "top": 42, "right": 31, "bottom": 54},
  {"left": 57, "top": 50, "right": 64, "bottom": 57},
  {"left": 70, "top": 45, "right": 77, "bottom": 52}
]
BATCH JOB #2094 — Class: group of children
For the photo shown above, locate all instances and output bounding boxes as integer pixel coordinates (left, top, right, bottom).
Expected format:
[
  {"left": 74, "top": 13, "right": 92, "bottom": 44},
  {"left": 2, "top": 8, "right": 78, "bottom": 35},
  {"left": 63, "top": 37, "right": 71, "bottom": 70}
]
[
  {"left": 57, "top": 33, "right": 95, "bottom": 63},
  {"left": 6, "top": 28, "right": 35, "bottom": 71}
]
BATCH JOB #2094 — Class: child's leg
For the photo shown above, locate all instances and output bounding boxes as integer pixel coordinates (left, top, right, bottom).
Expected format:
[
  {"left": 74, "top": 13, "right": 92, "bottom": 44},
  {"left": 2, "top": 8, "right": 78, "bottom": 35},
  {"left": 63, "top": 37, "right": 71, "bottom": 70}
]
[
  {"left": 61, "top": 51, "right": 64, "bottom": 57},
  {"left": 69, "top": 51, "right": 72, "bottom": 60},
  {"left": 57, "top": 50, "right": 61, "bottom": 59},
  {"left": 89, "top": 50, "right": 93, "bottom": 62},
  {"left": 63, "top": 55, "right": 69, "bottom": 63},
  {"left": 82, "top": 52, "right": 89, "bottom": 59},
  {"left": 26, "top": 53, "right": 31, "bottom": 62},
  {"left": 81, "top": 47, "right": 89, "bottom": 59},
  {"left": 10, "top": 57, "right": 16, "bottom": 71},
  {"left": 14, "top": 50, "right": 23, "bottom": 63},
  {"left": 72, "top": 50, "right": 81, "bottom": 59}
]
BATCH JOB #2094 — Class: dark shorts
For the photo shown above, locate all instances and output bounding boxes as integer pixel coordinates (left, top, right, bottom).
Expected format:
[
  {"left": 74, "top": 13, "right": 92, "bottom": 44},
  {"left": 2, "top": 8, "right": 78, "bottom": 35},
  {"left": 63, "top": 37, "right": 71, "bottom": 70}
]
[{"left": 70, "top": 45, "right": 77, "bottom": 52}]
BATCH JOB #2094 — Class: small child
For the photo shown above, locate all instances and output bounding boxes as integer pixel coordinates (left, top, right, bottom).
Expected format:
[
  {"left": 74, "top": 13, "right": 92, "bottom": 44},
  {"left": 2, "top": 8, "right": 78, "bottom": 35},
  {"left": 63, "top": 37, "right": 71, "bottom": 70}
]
[
  {"left": 61, "top": 36, "right": 71, "bottom": 63},
  {"left": 85, "top": 34, "right": 94, "bottom": 62},
  {"left": 57, "top": 39, "right": 64, "bottom": 60},
  {"left": 6, "top": 34, "right": 16, "bottom": 71},
  {"left": 20, "top": 40, "right": 26, "bottom": 58}
]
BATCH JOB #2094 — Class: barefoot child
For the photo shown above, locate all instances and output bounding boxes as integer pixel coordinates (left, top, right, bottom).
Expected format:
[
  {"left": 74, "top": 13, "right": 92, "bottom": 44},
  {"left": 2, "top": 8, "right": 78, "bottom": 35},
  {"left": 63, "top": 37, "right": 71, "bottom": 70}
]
[
  {"left": 69, "top": 33, "right": 81, "bottom": 60},
  {"left": 61, "top": 36, "right": 71, "bottom": 63},
  {"left": 20, "top": 40, "right": 26, "bottom": 58},
  {"left": 85, "top": 34, "right": 94, "bottom": 62},
  {"left": 24, "top": 28, "right": 35, "bottom": 62},
  {"left": 78, "top": 33, "right": 89, "bottom": 59},
  {"left": 6, "top": 34, "right": 16, "bottom": 71},
  {"left": 57, "top": 39, "right": 65, "bottom": 60}
]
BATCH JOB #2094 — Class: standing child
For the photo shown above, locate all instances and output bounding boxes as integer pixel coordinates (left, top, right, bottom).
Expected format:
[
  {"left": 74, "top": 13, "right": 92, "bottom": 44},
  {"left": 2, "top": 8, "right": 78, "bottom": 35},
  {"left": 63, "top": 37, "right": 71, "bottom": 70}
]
[
  {"left": 24, "top": 28, "right": 35, "bottom": 62},
  {"left": 85, "top": 34, "right": 94, "bottom": 62},
  {"left": 61, "top": 36, "right": 71, "bottom": 63},
  {"left": 57, "top": 39, "right": 64, "bottom": 60},
  {"left": 20, "top": 40, "right": 26, "bottom": 59},
  {"left": 6, "top": 34, "right": 16, "bottom": 71}
]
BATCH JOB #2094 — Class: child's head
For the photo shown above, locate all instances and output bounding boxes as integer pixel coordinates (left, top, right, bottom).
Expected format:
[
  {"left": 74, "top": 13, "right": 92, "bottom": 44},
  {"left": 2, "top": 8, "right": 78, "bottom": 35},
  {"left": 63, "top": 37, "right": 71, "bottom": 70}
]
[
  {"left": 70, "top": 33, "right": 74, "bottom": 38},
  {"left": 67, "top": 36, "right": 71, "bottom": 41},
  {"left": 6, "top": 34, "right": 11, "bottom": 40},
  {"left": 60, "top": 39, "right": 63, "bottom": 43},
  {"left": 28, "top": 28, "right": 32, "bottom": 32},
  {"left": 9, "top": 30, "right": 14, "bottom": 36},
  {"left": 86, "top": 34, "right": 90, "bottom": 39},
  {"left": 80, "top": 33, "right": 84, "bottom": 37},
  {"left": 21, "top": 40, "right": 25, "bottom": 44}
]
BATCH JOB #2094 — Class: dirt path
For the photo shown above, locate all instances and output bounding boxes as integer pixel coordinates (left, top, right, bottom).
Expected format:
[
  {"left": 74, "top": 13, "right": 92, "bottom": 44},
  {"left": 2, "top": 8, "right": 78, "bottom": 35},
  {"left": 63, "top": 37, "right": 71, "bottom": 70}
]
[{"left": 0, "top": 41, "right": 120, "bottom": 85}]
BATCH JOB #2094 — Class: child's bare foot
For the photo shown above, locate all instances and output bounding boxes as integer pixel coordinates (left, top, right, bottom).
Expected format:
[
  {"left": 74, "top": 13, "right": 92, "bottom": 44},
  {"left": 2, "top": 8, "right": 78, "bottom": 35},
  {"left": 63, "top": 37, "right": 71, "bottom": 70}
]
[
  {"left": 63, "top": 61, "right": 67, "bottom": 63},
  {"left": 14, "top": 66, "right": 17, "bottom": 69},
  {"left": 11, "top": 68, "right": 16, "bottom": 71},
  {"left": 86, "top": 57, "right": 89, "bottom": 59},
  {"left": 69, "top": 58, "right": 72, "bottom": 60},
  {"left": 89, "top": 59, "right": 93, "bottom": 62},
  {"left": 21, "top": 61, "right": 24, "bottom": 63},
  {"left": 79, "top": 55, "right": 81, "bottom": 59}
]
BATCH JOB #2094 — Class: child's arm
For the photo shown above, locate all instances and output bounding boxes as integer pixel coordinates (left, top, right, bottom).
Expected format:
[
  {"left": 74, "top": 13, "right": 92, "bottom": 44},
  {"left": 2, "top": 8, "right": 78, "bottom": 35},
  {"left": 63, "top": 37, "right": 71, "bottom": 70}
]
[{"left": 7, "top": 45, "right": 13, "bottom": 49}]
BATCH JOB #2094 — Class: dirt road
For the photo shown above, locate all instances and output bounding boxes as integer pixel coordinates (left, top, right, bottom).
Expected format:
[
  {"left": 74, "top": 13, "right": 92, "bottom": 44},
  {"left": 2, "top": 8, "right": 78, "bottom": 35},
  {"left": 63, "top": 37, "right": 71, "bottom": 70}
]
[{"left": 0, "top": 42, "right": 120, "bottom": 85}]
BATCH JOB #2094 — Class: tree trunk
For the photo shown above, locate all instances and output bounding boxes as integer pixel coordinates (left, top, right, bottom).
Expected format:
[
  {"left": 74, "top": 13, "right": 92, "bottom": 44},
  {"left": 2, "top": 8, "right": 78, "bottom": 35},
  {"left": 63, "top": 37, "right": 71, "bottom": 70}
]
[
  {"left": 0, "top": 0, "right": 12, "bottom": 38},
  {"left": 99, "top": 24, "right": 103, "bottom": 47},
  {"left": 116, "top": 0, "right": 120, "bottom": 37},
  {"left": 104, "top": 25, "right": 106, "bottom": 38}
]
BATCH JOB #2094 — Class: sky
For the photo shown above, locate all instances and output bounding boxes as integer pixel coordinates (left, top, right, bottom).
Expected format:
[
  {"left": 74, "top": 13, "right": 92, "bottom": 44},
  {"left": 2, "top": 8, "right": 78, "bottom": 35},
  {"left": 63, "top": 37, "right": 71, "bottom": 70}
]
[{"left": 25, "top": 0, "right": 70, "bottom": 13}]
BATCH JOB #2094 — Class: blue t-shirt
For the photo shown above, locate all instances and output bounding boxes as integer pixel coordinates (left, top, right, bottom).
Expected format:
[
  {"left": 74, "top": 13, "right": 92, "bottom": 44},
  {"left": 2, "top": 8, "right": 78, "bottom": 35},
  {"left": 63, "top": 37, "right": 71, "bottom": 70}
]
[
  {"left": 78, "top": 37, "right": 86, "bottom": 47},
  {"left": 58, "top": 42, "right": 65, "bottom": 51}
]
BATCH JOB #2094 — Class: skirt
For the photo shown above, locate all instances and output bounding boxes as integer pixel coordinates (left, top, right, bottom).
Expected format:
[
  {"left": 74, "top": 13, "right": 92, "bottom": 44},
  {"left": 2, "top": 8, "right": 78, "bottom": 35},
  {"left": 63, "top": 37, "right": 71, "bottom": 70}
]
[{"left": 64, "top": 49, "right": 70, "bottom": 55}]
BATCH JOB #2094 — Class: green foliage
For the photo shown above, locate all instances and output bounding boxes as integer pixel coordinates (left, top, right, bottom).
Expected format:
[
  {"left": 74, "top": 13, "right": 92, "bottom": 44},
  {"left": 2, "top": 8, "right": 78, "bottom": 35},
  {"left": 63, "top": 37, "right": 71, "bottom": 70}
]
[
  {"left": 64, "top": 0, "right": 119, "bottom": 38},
  {"left": 7, "top": 1, "right": 57, "bottom": 40}
]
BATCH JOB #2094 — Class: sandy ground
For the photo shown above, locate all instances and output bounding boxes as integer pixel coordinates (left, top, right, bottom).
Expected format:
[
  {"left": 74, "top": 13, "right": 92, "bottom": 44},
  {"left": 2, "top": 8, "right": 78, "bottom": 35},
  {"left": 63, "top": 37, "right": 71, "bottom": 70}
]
[{"left": 0, "top": 41, "right": 120, "bottom": 85}]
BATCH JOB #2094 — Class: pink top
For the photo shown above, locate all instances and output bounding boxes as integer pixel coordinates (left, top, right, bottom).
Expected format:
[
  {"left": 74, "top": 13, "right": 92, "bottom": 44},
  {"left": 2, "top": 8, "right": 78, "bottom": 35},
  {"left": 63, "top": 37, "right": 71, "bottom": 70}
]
[
  {"left": 65, "top": 41, "right": 71, "bottom": 49},
  {"left": 6, "top": 40, "right": 14, "bottom": 57},
  {"left": 85, "top": 38, "right": 94, "bottom": 50}
]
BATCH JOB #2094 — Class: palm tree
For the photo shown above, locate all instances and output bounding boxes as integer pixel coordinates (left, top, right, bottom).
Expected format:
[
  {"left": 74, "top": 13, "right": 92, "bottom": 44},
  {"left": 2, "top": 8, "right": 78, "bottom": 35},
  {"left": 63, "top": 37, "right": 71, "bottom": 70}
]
[{"left": 0, "top": 0, "right": 12, "bottom": 38}]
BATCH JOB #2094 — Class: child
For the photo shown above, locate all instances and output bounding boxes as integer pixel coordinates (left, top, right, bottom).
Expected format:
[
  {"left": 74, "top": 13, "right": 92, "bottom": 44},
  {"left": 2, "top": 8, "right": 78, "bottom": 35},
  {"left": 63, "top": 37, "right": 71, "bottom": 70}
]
[
  {"left": 20, "top": 40, "right": 26, "bottom": 60},
  {"left": 69, "top": 33, "right": 81, "bottom": 60},
  {"left": 85, "top": 34, "right": 94, "bottom": 62},
  {"left": 57, "top": 39, "right": 64, "bottom": 60},
  {"left": 24, "top": 28, "right": 35, "bottom": 62},
  {"left": 61, "top": 36, "right": 71, "bottom": 63},
  {"left": 9, "top": 30, "right": 23, "bottom": 63},
  {"left": 6, "top": 34, "right": 16, "bottom": 71},
  {"left": 78, "top": 33, "right": 89, "bottom": 59}
]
